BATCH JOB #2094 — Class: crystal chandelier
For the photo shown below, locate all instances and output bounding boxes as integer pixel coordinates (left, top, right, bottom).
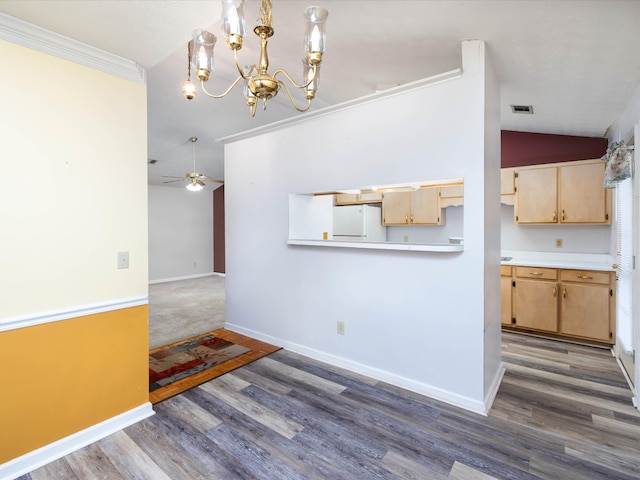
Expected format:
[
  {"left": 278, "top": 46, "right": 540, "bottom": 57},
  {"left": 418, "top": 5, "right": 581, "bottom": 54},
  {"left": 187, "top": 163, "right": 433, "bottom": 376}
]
[{"left": 182, "top": 0, "right": 328, "bottom": 117}]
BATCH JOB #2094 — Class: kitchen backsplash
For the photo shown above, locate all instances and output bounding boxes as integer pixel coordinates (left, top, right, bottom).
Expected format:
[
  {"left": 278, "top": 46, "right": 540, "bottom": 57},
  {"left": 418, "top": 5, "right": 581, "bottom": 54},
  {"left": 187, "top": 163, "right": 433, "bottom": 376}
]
[{"left": 500, "top": 204, "right": 612, "bottom": 254}]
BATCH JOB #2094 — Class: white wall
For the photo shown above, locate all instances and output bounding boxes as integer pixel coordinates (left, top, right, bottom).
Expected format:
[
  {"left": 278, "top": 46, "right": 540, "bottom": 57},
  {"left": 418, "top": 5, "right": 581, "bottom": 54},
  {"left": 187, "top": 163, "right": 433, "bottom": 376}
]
[
  {"left": 482, "top": 44, "right": 503, "bottom": 402},
  {"left": 607, "top": 83, "right": 640, "bottom": 401},
  {"left": 224, "top": 41, "right": 502, "bottom": 414},
  {"left": 148, "top": 185, "right": 214, "bottom": 282},
  {"left": 0, "top": 39, "right": 148, "bottom": 320},
  {"left": 386, "top": 207, "right": 463, "bottom": 244},
  {"left": 501, "top": 205, "right": 612, "bottom": 253}
]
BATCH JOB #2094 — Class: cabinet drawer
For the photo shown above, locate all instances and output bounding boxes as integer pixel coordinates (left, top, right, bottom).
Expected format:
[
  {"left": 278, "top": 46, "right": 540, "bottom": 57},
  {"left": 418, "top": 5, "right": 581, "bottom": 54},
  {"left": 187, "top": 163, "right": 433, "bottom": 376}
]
[
  {"left": 515, "top": 266, "right": 557, "bottom": 280},
  {"left": 560, "top": 269, "right": 611, "bottom": 285},
  {"left": 500, "top": 266, "right": 512, "bottom": 276}
]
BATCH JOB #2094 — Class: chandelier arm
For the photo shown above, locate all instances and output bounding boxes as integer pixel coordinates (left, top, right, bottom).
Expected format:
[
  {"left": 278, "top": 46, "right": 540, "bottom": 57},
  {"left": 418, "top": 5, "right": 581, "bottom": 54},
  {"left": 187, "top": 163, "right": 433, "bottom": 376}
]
[
  {"left": 278, "top": 80, "right": 312, "bottom": 113},
  {"left": 273, "top": 63, "right": 318, "bottom": 90},
  {"left": 200, "top": 75, "right": 245, "bottom": 99},
  {"left": 233, "top": 49, "right": 257, "bottom": 80}
]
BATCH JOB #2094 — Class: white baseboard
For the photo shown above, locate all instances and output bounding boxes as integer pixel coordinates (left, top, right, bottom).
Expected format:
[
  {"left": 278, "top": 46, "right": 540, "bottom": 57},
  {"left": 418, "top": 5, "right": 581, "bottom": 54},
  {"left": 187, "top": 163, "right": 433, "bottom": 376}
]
[
  {"left": 149, "top": 272, "right": 222, "bottom": 284},
  {"left": 0, "top": 402, "right": 154, "bottom": 480},
  {"left": 224, "top": 323, "right": 490, "bottom": 415},
  {"left": 483, "top": 363, "right": 506, "bottom": 415}
]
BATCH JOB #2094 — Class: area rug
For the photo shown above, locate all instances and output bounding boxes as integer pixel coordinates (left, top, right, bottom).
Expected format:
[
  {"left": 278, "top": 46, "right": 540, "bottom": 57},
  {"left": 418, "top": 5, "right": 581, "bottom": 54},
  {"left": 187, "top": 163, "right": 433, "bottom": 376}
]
[{"left": 149, "top": 329, "right": 280, "bottom": 404}]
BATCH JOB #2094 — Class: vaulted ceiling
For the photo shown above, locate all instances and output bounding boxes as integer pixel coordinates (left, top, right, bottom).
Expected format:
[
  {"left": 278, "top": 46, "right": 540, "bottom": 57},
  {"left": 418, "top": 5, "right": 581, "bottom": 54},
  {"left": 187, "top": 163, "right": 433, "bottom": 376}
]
[{"left": 2, "top": 0, "right": 639, "bottom": 190}]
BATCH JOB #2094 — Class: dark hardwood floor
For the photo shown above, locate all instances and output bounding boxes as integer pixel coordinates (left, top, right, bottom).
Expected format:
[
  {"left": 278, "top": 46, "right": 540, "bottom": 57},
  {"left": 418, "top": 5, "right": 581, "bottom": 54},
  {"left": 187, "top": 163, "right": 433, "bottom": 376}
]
[{"left": 21, "top": 332, "right": 640, "bottom": 479}]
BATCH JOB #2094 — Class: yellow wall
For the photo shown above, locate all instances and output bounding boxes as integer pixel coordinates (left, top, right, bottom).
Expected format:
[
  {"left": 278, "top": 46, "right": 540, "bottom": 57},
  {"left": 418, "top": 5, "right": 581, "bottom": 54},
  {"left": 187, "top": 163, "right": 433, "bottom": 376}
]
[{"left": 0, "top": 306, "right": 148, "bottom": 462}]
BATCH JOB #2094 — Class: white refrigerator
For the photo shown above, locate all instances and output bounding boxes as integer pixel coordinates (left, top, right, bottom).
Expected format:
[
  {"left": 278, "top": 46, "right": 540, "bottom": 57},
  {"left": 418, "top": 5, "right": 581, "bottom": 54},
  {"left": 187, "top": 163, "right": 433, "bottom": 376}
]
[{"left": 333, "top": 205, "right": 387, "bottom": 242}]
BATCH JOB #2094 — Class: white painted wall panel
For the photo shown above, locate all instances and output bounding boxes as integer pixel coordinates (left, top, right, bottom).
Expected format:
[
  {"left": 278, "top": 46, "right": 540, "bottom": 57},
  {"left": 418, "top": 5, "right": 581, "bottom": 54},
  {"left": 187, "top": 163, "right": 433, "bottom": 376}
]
[
  {"left": 224, "top": 41, "right": 500, "bottom": 413},
  {"left": 148, "top": 185, "right": 214, "bottom": 282}
]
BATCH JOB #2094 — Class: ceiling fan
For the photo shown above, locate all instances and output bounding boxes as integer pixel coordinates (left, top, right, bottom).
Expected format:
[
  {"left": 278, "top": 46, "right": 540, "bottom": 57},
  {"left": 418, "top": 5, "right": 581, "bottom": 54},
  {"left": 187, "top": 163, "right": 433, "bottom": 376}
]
[{"left": 161, "top": 137, "right": 223, "bottom": 191}]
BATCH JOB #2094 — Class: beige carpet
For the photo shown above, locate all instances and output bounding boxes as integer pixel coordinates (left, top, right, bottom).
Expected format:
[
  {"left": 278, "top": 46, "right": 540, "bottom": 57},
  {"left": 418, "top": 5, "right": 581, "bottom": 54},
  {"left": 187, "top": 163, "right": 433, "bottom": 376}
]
[{"left": 148, "top": 275, "right": 225, "bottom": 349}]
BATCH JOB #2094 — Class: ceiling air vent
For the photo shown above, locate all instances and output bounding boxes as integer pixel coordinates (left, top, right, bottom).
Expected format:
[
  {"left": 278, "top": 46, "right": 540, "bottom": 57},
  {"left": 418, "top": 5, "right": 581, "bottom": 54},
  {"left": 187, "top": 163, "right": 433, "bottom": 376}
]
[{"left": 511, "top": 104, "right": 534, "bottom": 114}]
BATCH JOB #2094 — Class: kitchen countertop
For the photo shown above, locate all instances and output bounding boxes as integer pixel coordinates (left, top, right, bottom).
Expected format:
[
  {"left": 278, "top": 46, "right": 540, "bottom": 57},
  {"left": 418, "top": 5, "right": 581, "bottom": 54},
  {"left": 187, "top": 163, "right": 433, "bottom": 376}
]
[
  {"left": 287, "top": 239, "right": 464, "bottom": 252},
  {"left": 501, "top": 250, "right": 617, "bottom": 272}
]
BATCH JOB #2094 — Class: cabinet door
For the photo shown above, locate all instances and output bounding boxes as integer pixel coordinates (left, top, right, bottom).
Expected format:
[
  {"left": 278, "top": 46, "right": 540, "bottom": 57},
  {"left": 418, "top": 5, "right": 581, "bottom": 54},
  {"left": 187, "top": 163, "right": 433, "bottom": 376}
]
[
  {"left": 410, "top": 188, "right": 441, "bottom": 224},
  {"left": 335, "top": 193, "right": 383, "bottom": 205},
  {"left": 359, "top": 192, "right": 383, "bottom": 203},
  {"left": 501, "top": 275, "right": 513, "bottom": 326},
  {"left": 335, "top": 193, "right": 360, "bottom": 205},
  {"left": 560, "top": 283, "right": 611, "bottom": 342},
  {"left": 513, "top": 279, "right": 558, "bottom": 332},
  {"left": 558, "top": 163, "right": 608, "bottom": 224},
  {"left": 382, "top": 192, "right": 411, "bottom": 225},
  {"left": 501, "top": 168, "right": 516, "bottom": 205},
  {"left": 501, "top": 168, "right": 516, "bottom": 195},
  {"left": 515, "top": 167, "right": 558, "bottom": 224},
  {"left": 440, "top": 185, "right": 464, "bottom": 207}
]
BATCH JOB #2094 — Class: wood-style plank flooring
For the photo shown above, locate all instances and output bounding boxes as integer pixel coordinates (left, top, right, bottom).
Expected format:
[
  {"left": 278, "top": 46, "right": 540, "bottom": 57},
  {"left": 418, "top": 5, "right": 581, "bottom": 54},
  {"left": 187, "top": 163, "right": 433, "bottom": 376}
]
[{"left": 21, "top": 332, "right": 640, "bottom": 479}]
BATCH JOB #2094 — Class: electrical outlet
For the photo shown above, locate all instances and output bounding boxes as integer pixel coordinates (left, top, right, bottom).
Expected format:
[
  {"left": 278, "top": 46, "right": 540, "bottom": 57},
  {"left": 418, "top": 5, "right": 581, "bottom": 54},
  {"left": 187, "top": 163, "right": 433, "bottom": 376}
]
[
  {"left": 403, "top": 235, "right": 409, "bottom": 243},
  {"left": 193, "top": 261, "right": 197, "bottom": 268},
  {"left": 555, "top": 239, "right": 563, "bottom": 248},
  {"left": 117, "top": 251, "right": 129, "bottom": 269},
  {"left": 337, "top": 321, "right": 345, "bottom": 335}
]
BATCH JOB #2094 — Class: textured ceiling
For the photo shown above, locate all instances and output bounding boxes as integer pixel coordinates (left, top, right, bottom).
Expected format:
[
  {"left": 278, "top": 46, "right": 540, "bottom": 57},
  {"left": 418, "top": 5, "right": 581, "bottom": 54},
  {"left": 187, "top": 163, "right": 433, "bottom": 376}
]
[{"left": 2, "top": 0, "right": 640, "bottom": 190}]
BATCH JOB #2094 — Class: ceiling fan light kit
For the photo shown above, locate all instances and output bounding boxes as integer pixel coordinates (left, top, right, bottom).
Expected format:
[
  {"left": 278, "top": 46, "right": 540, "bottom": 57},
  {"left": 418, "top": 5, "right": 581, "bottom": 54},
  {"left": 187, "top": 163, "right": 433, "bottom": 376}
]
[
  {"left": 184, "top": 0, "right": 328, "bottom": 117},
  {"left": 161, "top": 137, "right": 224, "bottom": 192}
]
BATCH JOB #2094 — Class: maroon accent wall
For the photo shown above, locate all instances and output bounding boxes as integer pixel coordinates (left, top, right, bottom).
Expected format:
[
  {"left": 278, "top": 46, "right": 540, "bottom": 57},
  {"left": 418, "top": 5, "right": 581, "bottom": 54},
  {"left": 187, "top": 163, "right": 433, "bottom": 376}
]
[
  {"left": 501, "top": 130, "right": 607, "bottom": 168},
  {"left": 213, "top": 185, "right": 225, "bottom": 274}
]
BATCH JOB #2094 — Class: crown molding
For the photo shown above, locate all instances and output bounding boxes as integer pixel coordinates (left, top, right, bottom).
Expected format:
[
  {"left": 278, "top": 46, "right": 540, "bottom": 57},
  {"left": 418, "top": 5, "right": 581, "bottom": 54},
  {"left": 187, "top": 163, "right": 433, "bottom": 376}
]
[{"left": 0, "top": 13, "right": 146, "bottom": 84}]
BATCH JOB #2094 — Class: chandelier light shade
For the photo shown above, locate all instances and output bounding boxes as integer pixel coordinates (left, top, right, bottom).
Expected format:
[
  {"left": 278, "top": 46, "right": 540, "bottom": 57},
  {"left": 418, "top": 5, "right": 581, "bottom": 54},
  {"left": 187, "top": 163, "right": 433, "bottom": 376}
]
[
  {"left": 303, "top": 7, "right": 328, "bottom": 63},
  {"left": 192, "top": 30, "right": 217, "bottom": 81},
  {"left": 181, "top": 41, "right": 197, "bottom": 100},
  {"left": 188, "top": 0, "right": 328, "bottom": 116},
  {"left": 222, "top": 0, "right": 246, "bottom": 46}
]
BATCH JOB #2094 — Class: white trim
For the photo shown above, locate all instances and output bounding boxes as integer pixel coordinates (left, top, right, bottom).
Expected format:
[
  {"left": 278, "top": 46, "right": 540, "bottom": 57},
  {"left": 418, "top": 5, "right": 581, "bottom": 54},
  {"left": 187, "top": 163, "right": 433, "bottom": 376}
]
[
  {"left": 0, "top": 296, "right": 148, "bottom": 332},
  {"left": 614, "top": 353, "right": 639, "bottom": 411},
  {"left": 217, "top": 68, "right": 463, "bottom": 144},
  {"left": 483, "top": 363, "right": 506, "bottom": 414},
  {"left": 149, "top": 272, "right": 223, "bottom": 285},
  {"left": 0, "top": 13, "right": 145, "bottom": 84},
  {"left": 225, "top": 323, "right": 490, "bottom": 415},
  {"left": 287, "top": 239, "right": 464, "bottom": 253},
  {"left": 0, "top": 402, "right": 154, "bottom": 480}
]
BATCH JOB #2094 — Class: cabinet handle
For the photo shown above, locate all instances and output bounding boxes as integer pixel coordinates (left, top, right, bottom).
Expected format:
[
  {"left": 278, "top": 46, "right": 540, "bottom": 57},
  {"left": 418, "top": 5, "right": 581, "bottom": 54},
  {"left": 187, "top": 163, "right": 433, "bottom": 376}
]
[
  {"left": 562, "top": 209, "right": 566, "bottom": 221},
  {"left": 553, "top": 286, "right": 557, "bottom": 297},
  {"left": 562, "top": 287, "right": 567, "bottom": 298},
  {"left": 529, "top": 272, "right": 543, "bottom": 276},
  {"left": 405, "top": 215, "right": 408, "bottom": 224},
  {"left": 410, "top": 215, "right": 414, "bottom": 223},
  {"left": 577, "top": 274, "right": 593, "bottom": 280},
  {"left": 552, "top": 210, "right": 557, "bottom": 222}
]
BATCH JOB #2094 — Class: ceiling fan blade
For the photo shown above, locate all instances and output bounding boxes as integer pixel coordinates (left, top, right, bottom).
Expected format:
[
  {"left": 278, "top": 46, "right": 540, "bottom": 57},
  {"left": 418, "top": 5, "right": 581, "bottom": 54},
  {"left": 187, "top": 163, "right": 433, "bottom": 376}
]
[
  {"left": 162, "top": 179, "right": 185, "bottom": 184},
  {"left": 201, "top": 176, "right": 224, "bottom": 184},
  {"left": 161, "top": 175, "right": 185, "bottom": 179}
]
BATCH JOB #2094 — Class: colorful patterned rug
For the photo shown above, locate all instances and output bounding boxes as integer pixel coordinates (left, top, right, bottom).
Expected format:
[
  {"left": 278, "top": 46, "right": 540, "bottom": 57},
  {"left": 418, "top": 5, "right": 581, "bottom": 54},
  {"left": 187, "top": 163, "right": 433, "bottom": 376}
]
[{"left": 149, "top": 329, "right": 280, "bottom": 404}]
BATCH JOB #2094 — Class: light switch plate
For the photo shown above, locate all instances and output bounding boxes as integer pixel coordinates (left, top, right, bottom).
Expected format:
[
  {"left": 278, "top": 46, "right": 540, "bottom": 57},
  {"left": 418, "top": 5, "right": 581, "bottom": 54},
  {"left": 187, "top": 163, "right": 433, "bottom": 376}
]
[{"left": 117, "top": 251, "right": 129, "bottom": 269}]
